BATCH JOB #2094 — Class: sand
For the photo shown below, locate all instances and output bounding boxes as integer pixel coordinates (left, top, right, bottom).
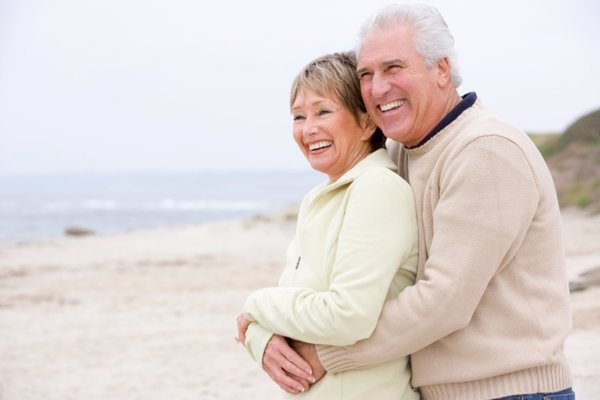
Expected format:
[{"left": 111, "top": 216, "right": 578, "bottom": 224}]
[{"left": 0, "top": 207, "right": 598, "bottom": 399}]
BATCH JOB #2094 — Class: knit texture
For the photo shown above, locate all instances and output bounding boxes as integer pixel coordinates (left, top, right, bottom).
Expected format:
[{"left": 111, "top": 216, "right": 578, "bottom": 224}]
[{"left": 316, "top": 99, "right": 573, "bottom": 400}]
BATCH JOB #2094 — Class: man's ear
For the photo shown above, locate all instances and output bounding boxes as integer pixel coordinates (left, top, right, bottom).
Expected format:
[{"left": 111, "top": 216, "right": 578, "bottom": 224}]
[{"left": 436, "top": 56, "right": 452, "bottom": 87}]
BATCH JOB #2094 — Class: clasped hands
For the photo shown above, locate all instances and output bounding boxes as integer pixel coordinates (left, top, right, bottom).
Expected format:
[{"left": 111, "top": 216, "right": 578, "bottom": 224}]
[{"left": 236, "top": 313, "right": 326, "bottom": 394}]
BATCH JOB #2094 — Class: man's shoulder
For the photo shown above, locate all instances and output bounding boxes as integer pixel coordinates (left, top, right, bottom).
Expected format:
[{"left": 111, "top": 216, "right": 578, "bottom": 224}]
[
  {"left": 456, "top": 101, "right": 525, "bottom": 143},
  {"left": 443, "top": 101, "right": 543, "bottom": 161}
]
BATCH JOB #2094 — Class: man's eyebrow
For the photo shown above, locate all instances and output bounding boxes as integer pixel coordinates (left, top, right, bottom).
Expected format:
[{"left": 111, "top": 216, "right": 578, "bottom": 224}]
[
  {"left": 357, "top": 58, "right": 408, "bottom": 75},
  {"left": 383, "top": 58, "right": 407, "bottom": 67},
  {"left": 384, "top": 58, "right": 406, "bottom": 64}
]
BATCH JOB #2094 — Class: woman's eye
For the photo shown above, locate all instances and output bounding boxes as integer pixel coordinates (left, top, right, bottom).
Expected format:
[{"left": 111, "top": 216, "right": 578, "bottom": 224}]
[
  {"left": 293, "top": 114, "right": 305, "bottom": 121},
  {"left": 317, "top": 109, "right": 331, "bottom": 116}
]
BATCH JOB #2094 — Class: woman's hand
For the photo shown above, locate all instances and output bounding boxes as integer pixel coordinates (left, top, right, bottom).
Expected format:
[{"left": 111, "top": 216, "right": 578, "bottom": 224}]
[
  {"left": 289, "top": 340, "right": 326, "bottom": 383},
  {"left": 235, "top": 313, "right": 251, "bottom": 345},
  {"left": 262, "top": 335, "right": 315, "bottom": 394},
  {"left": 235, "top": 313, "right": 317, "bottom": 394}
]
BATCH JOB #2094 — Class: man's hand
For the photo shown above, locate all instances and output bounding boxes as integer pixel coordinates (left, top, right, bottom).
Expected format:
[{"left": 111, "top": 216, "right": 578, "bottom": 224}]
[
  {"left": 289, "top": 340, "right": 326, "bottom": 383},
  {"left": 262, "top": 335, "right": 316, "bottom": 394}
]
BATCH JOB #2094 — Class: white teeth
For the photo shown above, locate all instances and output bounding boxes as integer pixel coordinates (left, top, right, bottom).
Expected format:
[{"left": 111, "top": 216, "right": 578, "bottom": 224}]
[
  {"left": 309, "top": 141, "right": 333, "bottom": 151},
  {"left": 380, "top": 100, "right": 404, "bottom": 112}
]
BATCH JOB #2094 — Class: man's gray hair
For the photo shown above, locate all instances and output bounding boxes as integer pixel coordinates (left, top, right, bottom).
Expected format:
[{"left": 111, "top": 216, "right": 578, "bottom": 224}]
[{"left": 357, "top": 3, "right": 462, "bottom": 87}]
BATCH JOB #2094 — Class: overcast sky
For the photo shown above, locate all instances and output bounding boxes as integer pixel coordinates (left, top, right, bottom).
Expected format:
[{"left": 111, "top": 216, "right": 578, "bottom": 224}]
[{"left": 0, "top": 0, "right": 598, "bottom": 174}]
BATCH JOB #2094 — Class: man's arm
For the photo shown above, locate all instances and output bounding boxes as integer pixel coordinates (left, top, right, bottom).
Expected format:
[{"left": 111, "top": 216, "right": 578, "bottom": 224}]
[{"left": 317, "top": 136, "right": 539, "bottom": 372}]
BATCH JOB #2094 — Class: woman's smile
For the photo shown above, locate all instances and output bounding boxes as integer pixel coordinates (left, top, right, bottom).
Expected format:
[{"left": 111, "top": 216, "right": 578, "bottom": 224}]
[
  {"left": 292, "top": 89, "right": 373, "bottom": 182},
  {"left": 308, "top": 140, "right": 333, "bottom": 152}
]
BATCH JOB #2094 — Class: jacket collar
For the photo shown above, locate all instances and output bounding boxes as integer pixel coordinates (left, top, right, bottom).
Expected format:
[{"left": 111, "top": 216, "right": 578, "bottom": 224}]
[{"left": 309, "top": 148, "right": 397, "bottom": 198}]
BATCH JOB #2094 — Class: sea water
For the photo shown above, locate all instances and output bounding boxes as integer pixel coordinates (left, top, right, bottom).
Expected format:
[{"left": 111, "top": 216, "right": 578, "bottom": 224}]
[{"left": 0, "top": 170, "right": 323, "bottom": 242}]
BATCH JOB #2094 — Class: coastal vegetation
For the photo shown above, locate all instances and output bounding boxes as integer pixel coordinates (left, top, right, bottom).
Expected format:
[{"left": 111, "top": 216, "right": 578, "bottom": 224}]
[{"left": 531, "top": 108, "right": 600, "bottom": 213}]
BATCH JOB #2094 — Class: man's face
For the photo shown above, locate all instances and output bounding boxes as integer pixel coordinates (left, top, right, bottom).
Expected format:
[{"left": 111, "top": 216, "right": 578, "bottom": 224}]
[{"left": 357, "top": 25, "right": 445, "bottom": 147}]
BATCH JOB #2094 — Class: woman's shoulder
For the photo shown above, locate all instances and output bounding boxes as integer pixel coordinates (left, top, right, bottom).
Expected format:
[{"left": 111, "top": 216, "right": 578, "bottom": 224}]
[
  {"left": 348, "top": 164, "right": 417, "bottom": 222},
  {"left": 354, "top": 163, "right": 411, "bottom": 194},
  {"left": 358, "top": 165, "right": 404, "bottom": 181}
]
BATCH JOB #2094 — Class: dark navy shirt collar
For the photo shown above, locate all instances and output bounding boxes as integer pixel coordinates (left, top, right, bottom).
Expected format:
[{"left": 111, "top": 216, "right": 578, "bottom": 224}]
[{"left": 408, "top": 92, "right": 477, "bottom": 149}]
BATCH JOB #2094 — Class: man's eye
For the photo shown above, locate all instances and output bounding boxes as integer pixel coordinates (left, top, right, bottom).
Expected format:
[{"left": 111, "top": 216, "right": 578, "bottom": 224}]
[{"left": 358, "top": 72, "right": 372, "bottom": 81}]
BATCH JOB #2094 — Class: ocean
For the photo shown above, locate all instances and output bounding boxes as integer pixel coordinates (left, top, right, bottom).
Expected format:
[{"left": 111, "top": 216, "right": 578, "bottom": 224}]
[{"left": 0, "top": 170, "right": 323, "bottom": 242}]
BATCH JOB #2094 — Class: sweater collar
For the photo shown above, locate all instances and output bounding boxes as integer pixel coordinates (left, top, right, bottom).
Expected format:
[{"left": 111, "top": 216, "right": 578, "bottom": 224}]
[{"left": 407, "top": 92, "right": 477, "bottom": 149}]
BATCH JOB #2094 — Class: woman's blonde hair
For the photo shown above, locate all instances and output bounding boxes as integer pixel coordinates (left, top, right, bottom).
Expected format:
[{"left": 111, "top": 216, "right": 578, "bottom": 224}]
[{"left": 289, "top": 51, "right": 386, "bottom": 151}]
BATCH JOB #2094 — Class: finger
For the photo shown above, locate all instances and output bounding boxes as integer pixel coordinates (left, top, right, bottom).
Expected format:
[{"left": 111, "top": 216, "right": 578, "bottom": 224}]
[
  {"left": 286, "top": 372, "right": 311, "bottom": 391},
  {"left": 288, "top": 374, "right": 311, "bottom": 389},
  {"left": 239, "top": 321, "right": 251, "bottom": 345},
  {"left": 280, "top": 345, "right": 315, "bottom": 382},
  {"left": 279, "top": 357, "right": 315, "bottom": 385},
  {"left": 236, "top": 325, "right": 246, "bottom": 345},
  {"left": 266, "top": 337, "right": 314, "bottom": 383},
  {"left": 236, "top": 313, "right": 246, "bottom": 330},
  {"left": 235, "top": 314, "right": 251, "bottom": 345},
  {"left": 236, "top": 313, "right": 243, "bottom": 326},
  {"left": 278, "top": 384, "right": 299, "bottom": 395},
  {"left": 265, "top": 366, "right": 305, "bottom": 394},
  {"left": 263, "top": 339, "right": 308, "bottom": 393}
]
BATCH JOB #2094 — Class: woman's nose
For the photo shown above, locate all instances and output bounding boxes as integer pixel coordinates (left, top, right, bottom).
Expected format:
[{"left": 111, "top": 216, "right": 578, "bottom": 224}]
[{"left": 302, "top": 118, "right": 318, "bottom": 137}]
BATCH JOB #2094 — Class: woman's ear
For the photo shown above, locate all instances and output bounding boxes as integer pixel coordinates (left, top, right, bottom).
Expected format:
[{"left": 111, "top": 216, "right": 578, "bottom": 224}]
[{"left": 360, "top": 113, "right": 377, "bottom": 141}]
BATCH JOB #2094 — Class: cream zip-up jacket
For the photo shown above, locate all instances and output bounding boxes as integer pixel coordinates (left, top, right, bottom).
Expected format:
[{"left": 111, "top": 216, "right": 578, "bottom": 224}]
[{"left": 243, "top": 149, "right": 420, "bottom": 399}]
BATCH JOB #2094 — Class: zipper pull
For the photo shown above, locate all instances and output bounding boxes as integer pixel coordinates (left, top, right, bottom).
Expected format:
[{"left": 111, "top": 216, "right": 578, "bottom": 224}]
[{"left": 295, "top": 256, "right": 301, "bottom": 269}]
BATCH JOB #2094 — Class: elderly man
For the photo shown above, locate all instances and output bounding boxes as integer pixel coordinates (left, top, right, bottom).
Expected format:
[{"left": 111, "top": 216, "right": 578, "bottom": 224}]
[{"left": 242, "top": 4, "right": 574, "bottom": 399}]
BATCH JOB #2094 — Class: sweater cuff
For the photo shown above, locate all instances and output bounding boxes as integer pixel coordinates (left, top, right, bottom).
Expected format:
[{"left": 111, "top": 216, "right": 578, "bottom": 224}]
[
  {"left": 316, "top": 344, "right": 360, "bottom": 373},
  {"left": 245, "top": 323, "right": 273, "bottom": 369}
]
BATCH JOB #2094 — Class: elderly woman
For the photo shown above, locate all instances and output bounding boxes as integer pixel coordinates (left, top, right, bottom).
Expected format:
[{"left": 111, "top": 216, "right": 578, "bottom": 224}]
[{"left": 236, "top": 52, "right": 419, "bottom": 399}]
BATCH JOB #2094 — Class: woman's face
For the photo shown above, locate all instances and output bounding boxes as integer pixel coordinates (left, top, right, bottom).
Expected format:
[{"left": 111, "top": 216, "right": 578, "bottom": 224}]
[{"left": 292, "top": 89, "right": 374, "bottom": 182}]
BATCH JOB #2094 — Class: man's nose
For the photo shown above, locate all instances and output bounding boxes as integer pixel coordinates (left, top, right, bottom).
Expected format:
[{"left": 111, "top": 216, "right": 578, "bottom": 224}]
[{"left": 371, "top": 73, "right": 391, "bottom": 98}]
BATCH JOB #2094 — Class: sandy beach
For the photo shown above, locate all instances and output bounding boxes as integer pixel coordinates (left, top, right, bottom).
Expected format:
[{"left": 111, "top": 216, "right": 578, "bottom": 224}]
[{"left": 0, "top": 206, "right": 598, "bottom": 400}]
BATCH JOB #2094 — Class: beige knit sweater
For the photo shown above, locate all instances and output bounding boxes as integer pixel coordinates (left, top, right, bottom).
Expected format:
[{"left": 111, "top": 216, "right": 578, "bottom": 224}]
[{"left": 317, "top": 99, "right": 573, "bottom": 400}]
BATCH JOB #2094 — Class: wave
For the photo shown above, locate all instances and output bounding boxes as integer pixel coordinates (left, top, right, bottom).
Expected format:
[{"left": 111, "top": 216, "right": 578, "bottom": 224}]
[
  {"left": 141, "top": 199, "right": 265, "bottom": 211},
  {"left": 37, "top": 199, "right": 267, "bottom": 212},
  {"left": 0, "top": 170, "right": 322, "bottom": 241}
]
